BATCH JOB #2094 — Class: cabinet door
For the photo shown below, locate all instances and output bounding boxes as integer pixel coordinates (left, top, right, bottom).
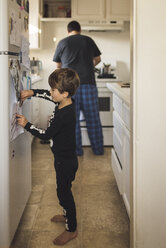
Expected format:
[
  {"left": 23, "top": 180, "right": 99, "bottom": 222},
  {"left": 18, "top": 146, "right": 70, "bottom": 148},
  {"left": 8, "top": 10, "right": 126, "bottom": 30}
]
[
  {"left": 31, "top": 83, "right": 40, "bottom": 126},
  {"left": 29, "top": 0, "right": 41, "bottom": 49},
  {"left": 39, "top": 0, "right": 43, "bottom": 16},
  {"left": 112, "top": 148, "right": 122, "bottom": 194},
  {"left": 122, "top": 127, "right": 130, "bottom": 216},
  {"left": 122, "top": 102, "right": 130, "bottom": 130},
  {"left": 106, "top": 0, "right": 130, "bottom": 20},
  {"left": 32, "top": 98, "right": 40, "bottom": 126},
  {"left": 113, "top": 93, "right": 123, "bottom": 118},
  {"left": 72, "top": 0, "right": 105, "bottom": 19}
]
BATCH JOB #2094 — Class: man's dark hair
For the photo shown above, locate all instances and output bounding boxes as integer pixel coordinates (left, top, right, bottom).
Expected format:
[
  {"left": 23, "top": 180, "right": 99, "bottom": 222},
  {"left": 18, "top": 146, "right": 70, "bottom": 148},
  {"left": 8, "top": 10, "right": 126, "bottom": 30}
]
[
  {"left": 67, "top": 20, "right": 81, "bottom": 33},
  {"left": 48, "top": 68, "right": 80, "bottom": 97}
]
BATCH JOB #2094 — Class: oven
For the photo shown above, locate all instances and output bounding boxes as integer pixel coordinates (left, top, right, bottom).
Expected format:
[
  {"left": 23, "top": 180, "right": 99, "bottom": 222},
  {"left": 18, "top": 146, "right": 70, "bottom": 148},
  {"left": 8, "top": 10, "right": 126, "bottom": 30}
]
[{"left": 80, "top": 81, "right": 113, "bottom": 146}]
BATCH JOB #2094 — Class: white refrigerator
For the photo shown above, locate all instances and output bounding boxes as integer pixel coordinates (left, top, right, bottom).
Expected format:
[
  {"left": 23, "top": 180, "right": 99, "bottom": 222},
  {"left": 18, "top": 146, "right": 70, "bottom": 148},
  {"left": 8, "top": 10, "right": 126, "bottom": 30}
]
[{"left": 0, "top": 0, "right": 31, "bottom": 247}]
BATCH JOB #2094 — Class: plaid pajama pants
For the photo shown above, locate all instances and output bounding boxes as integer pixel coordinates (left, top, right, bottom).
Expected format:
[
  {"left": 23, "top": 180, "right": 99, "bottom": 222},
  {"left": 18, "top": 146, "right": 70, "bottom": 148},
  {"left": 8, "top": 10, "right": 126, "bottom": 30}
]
[{"left": 74, "top": 84, "right": 104, "bottom": 155}]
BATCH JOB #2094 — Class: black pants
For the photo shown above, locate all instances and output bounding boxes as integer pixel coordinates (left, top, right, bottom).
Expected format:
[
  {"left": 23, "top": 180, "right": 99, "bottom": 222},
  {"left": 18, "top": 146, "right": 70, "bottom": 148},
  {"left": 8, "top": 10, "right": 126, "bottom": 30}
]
[{"left": 54, "top": 155, "right": 78, "bottom": 232}]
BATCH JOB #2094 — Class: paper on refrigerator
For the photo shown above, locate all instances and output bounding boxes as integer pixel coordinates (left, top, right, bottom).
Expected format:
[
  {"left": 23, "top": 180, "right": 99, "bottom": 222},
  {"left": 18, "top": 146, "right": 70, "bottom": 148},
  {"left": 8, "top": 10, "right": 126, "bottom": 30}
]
[
  {"left": 10, "top": 60, "right": 24, "bottom": 141},
  {"left": 21, "top": 36, "right": 30, "bottom": 69},
  {"left": 9, "top": 9, "right": 21, "bottom": 47},
  {"left": 10, "top": 102, "right": 24, "bottom": 141},
  {"left": 9, "top": 9, "right": 16, "bottom": 45}
]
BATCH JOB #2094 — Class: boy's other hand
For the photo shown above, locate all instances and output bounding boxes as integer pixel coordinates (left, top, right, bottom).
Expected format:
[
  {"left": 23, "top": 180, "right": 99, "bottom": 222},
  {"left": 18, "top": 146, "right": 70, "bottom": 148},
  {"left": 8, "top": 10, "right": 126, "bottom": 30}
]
[
  {"left": 21, "top": 90, "right": 34, "bottom": 101},
  {"left": 16, "top": 114, "right": 28, "bottom": 127}
]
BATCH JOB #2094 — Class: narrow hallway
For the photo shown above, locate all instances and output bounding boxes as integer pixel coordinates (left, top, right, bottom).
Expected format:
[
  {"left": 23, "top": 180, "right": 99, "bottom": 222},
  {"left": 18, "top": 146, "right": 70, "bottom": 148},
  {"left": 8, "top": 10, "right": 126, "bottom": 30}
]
[{"left": 11, "top": 138, "right": 129, "bottom": 248}]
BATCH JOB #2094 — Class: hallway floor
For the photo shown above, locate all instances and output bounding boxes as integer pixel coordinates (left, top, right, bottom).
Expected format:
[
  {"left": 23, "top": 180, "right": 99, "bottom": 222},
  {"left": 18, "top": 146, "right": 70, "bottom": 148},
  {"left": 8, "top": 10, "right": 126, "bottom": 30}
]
[{"left": 11, "top": 138, "right": 130, "bottom": 248}]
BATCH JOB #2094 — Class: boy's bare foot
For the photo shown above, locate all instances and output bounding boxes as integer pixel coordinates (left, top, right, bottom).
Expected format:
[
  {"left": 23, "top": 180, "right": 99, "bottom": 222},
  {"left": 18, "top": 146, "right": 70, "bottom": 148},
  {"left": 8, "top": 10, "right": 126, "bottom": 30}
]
[
  {"left": 53, "top": 230, "right": 78, "bottom": 246},
  {"left": 51, "top": 215, "right": 66, "bottom": 223}
]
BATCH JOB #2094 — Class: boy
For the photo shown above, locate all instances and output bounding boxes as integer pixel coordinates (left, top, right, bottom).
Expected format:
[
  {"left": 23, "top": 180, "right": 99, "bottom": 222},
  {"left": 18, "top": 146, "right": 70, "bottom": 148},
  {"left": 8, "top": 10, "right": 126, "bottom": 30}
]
[{"left": 17, "top": 68, "right": 80, "bottom": 246}]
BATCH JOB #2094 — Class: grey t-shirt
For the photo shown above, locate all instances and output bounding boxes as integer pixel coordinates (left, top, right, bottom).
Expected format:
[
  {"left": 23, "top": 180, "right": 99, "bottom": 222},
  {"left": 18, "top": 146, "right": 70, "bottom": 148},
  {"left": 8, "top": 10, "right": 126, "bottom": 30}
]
[{"left": 53, "top": 34, "right": 101, "bottom": 85}]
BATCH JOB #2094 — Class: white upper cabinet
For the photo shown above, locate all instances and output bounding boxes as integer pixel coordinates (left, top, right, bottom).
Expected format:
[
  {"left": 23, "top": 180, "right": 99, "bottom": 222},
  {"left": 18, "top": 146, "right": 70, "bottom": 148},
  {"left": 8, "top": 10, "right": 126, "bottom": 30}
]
[
  {"left": 40, "top": 0, "right": 130, "bottom": 21},
  {"left": 72, "top": 0, "right": 105, "bottom": 20},
  {"left": 106, "top": 0, "right": 130, "bottom": 20},
  {"left": 72, "top": 0, "right": 130, "bottom": 20},
  {"left": 41, "top": 0, "right": 71, "bottom": 18},
  {"left": 29, "top": 0, "right": 42, "bottom": 49}
]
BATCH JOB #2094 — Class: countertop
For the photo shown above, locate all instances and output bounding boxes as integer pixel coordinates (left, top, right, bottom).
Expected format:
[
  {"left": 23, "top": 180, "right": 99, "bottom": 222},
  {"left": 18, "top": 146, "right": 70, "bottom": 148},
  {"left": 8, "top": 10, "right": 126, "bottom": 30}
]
[
  {"left": 96, "top": 78, "right": 122, "bottom": 88},
  {"left": 106, "top": 83, "right": 130, "bottom": 106},
  {"left": 96, "top": 78, "right": 122, "bottom": 83}
]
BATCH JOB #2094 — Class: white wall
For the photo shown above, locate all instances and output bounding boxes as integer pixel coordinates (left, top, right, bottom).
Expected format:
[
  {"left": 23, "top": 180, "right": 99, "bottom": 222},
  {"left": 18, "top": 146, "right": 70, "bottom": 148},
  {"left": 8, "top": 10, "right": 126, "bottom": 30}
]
[
  {"left": 30, "top": 21, "right": 130, "bottom": 127},
  {"left": 132, "top": 0, "right": 166, "bottom": 247}
]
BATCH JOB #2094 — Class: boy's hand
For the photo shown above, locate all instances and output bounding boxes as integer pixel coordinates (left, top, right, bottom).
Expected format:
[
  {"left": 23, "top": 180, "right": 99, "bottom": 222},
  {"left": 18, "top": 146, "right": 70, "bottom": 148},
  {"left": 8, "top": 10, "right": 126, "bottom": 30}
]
[
  {"left": 16, "top": 114, "right": 28, "bottom": 127},
  {"left": 21, "top": 90, "right": 34, "bottom": 101}
]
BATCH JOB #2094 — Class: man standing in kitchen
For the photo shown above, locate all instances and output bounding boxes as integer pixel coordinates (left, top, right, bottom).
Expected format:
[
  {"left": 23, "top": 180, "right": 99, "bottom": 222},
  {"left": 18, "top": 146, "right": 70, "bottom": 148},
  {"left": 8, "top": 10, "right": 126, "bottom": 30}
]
[{"left": 53, "top": 20, "right": 104, "bottom": 156}]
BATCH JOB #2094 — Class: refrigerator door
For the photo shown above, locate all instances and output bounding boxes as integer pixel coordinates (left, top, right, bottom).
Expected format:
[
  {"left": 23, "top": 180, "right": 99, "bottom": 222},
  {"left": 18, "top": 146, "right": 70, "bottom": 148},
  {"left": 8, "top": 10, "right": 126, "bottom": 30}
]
[
  {"left": 0, "top": 0, "right": 31, "bottom": 247},
  {"left": 0, "top": 54, "right": 10, "bottom": 247},
  {"left": 0, "top": 54, "right": 32, "bottom": 248}
]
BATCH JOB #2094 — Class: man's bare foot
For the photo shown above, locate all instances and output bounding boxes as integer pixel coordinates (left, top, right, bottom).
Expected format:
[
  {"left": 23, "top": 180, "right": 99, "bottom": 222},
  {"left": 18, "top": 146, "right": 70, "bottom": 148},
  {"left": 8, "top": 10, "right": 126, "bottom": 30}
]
[
  {"left": 51, "top": 215, "right": 66, "bottom": 223},
  {"left": 53, "top": 230, "right": 78, "bottom": 246}
]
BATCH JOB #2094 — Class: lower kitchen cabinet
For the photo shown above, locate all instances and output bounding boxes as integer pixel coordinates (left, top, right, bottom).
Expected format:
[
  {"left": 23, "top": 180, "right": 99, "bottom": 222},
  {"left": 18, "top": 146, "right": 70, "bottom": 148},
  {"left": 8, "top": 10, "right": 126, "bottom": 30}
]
[
  {"left": 31, "top": 97, "right": 40, "bottom": 126},
  {"left": 122, "top": 126, "right": 130, "bottom": 216},
  {"left": 81, "top": 127, "right": 113, "bottom": 146},
  {"left": 111, "top": 148, "right": 122, "bottom": 194},
  {"left": 112, "top": 92, "right": 130, "bottom": 217},
  {"left": 113, "top": 111, "right": 123, "bottom": 164},
  {"left": 30, "top": 78, "right": 42, "bottom": 142}
]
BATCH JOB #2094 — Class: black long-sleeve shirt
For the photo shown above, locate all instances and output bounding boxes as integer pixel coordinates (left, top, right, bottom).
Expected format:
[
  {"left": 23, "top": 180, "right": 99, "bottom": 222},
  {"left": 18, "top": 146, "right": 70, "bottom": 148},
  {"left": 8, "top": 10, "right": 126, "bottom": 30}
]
[
  {"left": 25, "top": 89, "right": 76, "bottom": 158},
  {"left": 53, "top": 34, "right": 101, "bottom": 85}
]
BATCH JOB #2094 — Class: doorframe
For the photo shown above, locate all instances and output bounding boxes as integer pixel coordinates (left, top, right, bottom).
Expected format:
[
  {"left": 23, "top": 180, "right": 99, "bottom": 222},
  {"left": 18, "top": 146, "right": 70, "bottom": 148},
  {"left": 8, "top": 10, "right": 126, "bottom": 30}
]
[{"left": 130, "top": 0, "right": 134, "bottom": 246}]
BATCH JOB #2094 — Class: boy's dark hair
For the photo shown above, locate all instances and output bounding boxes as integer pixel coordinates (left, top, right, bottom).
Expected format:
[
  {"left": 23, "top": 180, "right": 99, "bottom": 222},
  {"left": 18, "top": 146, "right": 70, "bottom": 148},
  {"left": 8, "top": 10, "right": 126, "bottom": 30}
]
[
  {"left": 67, "top": 20, "right": 81, "bottom": 33},
  {"left": 48, "top": 68, "right": 80, "bottom": 97}
]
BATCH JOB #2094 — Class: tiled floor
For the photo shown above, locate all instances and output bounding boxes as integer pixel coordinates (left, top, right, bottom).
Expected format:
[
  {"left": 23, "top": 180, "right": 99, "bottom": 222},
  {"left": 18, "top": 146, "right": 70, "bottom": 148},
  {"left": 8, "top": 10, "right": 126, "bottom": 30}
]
[{"left": 10, "top": 138, "right": 130, "bottom": 248}]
